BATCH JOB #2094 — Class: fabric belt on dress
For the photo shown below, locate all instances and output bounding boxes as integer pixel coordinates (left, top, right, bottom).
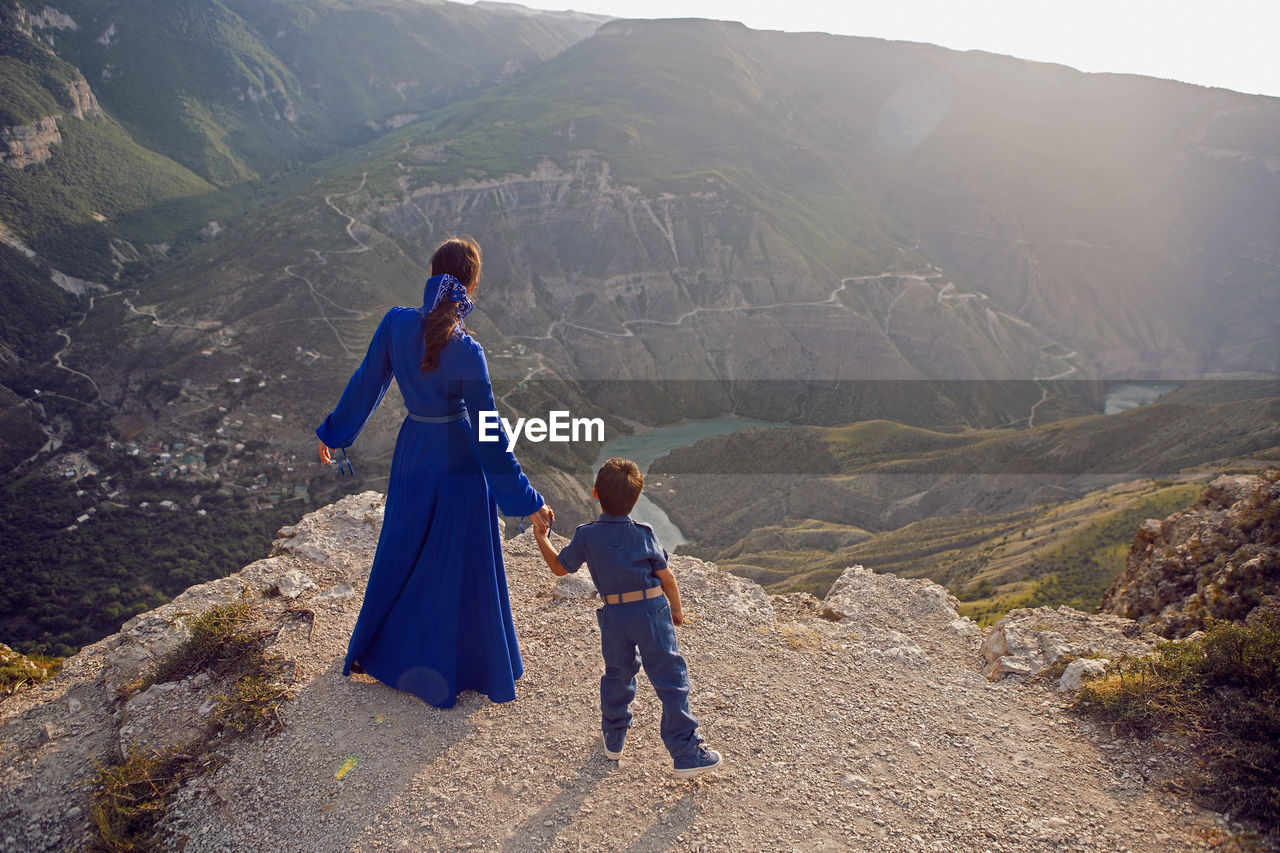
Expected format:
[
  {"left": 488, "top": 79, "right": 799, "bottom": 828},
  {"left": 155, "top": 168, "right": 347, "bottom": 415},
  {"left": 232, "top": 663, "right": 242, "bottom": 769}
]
[
  {"left": 601, "top": 586, "right": 665, "bottom": 606},
  {"left": 407, "top": 410, "right": 466, "bottom": 424}
]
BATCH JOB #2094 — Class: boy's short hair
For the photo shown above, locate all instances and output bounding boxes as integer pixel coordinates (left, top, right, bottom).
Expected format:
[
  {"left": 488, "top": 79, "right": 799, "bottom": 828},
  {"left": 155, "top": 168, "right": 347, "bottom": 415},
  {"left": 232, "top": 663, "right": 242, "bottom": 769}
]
[{"left": 595, "top": 457, "right": 643, "bottom": 516}]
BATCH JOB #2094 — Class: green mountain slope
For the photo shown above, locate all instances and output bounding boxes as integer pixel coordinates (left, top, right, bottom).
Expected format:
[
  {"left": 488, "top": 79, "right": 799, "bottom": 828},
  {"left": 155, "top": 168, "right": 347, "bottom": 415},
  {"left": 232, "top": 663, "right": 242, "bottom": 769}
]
[
  {"left": 729, "top": 477, "right": 1206, "bottom": 621},
  {"left": 37, "top": 0, "right": 599, "bottom": 185},
  {"left": 650, "top": 394, "right": 1280, "bottom": 550},
  {"left": 0, "top": 9, "right": 78, "bottom": 125},
  {"left": 374, "top": 19, "right": 910, "bottom": 273},
  {"left": 76, "top": 0, "right": 304, "bottom": 185},
  {"left": 2, "top": 0, "right": 600, "bottom": 278},
  {"left": 1, "top": 3, "right": 221, "bottom": 277},
  {"left": 653, "top": 396, "right": 1279, "bottom": 617},
  {"left": 0, "top": 110, "right": 217, "bottom": 276}
]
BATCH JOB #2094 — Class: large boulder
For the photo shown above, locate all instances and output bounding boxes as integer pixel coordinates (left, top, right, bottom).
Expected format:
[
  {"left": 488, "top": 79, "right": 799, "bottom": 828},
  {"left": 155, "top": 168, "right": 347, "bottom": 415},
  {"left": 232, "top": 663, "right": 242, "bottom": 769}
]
[
  {"left": 820, "top": 565, "right": 982, "bottom": 668},
  {"left": 1100, "top": 473, "right": 1280, "bottom": 637},
  {"left": 980, "top": 605, "right": 1155, "bottom": 681}
]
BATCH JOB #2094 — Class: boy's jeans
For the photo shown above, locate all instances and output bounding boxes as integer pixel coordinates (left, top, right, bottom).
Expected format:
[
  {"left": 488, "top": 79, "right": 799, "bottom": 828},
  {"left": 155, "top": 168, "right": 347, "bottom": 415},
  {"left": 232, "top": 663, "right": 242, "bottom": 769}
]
[{"left": 596, "top": 594, "right": 700, "bottom": 758}]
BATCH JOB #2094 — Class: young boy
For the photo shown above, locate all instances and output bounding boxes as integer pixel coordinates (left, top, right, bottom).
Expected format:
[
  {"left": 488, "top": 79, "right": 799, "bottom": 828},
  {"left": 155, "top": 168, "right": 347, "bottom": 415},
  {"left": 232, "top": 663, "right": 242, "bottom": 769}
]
[{"left": 532, "top": 457, "right": 721, "bottom": 779}]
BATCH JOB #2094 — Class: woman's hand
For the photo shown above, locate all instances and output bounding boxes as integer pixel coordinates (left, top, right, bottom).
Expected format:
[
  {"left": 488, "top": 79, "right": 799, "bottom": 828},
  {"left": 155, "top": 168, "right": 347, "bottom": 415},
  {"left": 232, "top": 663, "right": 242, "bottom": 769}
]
[
  {"left": 318, "top": 441, "right": 332, "bottom": 466},
  {"left": 531, "top": 503, "right": 554, "bottom": 535}
]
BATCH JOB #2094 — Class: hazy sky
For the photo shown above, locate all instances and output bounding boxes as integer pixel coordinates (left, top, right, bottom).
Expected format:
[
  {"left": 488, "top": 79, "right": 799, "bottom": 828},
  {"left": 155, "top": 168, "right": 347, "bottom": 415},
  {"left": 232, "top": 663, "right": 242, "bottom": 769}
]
[{"left": 464, "top": 0, "right": 1280, "bottom": 98}]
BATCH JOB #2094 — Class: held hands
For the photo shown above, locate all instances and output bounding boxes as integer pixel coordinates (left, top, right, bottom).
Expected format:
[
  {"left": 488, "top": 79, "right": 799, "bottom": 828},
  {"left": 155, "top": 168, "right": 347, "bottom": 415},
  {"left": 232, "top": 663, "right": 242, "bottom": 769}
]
[
  {"left": 530, "top": 505, "right": 569, "bottom": 577},
  {"left": 529, "top": 502, "right": 555, "bottom": 535},
  {"left": 531, "top": 503, "right": 555, "bottom": 538}
]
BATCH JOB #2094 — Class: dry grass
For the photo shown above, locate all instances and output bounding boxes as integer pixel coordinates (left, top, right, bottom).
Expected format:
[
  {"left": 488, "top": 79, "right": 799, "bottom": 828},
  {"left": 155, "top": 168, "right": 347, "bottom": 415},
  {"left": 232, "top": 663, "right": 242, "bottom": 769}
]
[
  {"left": 767, "top": 623, "right": 825, "bottom": 650},
  {"left": 145, "top": 600, "right": 260, "bottom": 688},
  {"left": 0, "top": 643, "right": 62, "bottom": 696},
  {"left": 1075, "top": 608, "right": 1280, "bottom": 834},
  {"left": 88, "top": 749, "right": 186, "bottom": 853},
  {"left": 89, "top": 600, "right": 291, "bottom": 851}
]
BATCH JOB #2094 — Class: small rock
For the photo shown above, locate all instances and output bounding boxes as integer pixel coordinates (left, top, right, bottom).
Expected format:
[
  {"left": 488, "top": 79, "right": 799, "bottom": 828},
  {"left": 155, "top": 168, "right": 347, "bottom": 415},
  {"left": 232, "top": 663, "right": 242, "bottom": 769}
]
[
  {"left": 1058, "top": 658, "right": 1109, "bottom": 691},
  {"left": 271, "top": 538, "right": 330, "bottom": 563},
  {"left": 272, "top": 569, "right": 318, "bottom": 599},
  {"left": 985, "top": 657, "right": 1034, "bottom": 680},
  {"left": 873, "top": 631, "right": 928, "bottom": 664},
  {"left": 1040, "top": 635, "right": 1075, "bottom": 666},
  {"left": 133, "top": 682, "right": 177, "bottom": 704},
  {"left": 315, "top": 583, "right": 355, "bottom": 602},
  {"left": 550, "top": 573, "right": 596, "bottom": 601}
]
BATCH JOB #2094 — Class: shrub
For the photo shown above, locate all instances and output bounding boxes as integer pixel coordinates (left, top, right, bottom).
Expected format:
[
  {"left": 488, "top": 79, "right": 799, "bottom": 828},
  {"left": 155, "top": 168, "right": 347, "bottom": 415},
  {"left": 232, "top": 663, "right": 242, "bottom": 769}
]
[
  {"left": 207, "top": 671, "right": 288, "bottom": 737},
  {"left": 87, "top": 749, "right": 187, "bottom": 853},
  {"left": 1076, "top": 608, "right": 1280, "bottom": 832},
  {"left": 89, "top": 599, "right": 289, "bottom": 851},
  {"left": 0, "top": 644, "right": 62, "bottom": 695},
  {"left": 145, "top": 601, "right": 259, "bottom": 687}
]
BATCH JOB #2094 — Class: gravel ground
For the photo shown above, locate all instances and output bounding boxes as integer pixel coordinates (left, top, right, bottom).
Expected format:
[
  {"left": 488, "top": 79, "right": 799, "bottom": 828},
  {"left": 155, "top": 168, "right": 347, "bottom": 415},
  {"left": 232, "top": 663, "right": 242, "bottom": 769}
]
[{"left": 0, "top": 492, "right": 1271, "bottom": 852}]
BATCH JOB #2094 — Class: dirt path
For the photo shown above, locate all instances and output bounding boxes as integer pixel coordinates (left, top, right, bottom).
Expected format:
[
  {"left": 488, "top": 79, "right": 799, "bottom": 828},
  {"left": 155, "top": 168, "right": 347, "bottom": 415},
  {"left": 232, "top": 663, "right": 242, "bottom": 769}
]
[
  {"left": 0, "top": 493, "right": 1255, "bottom": 852},
  {"left": 45, "top": 294, "right": 105, "bottom": 405}
]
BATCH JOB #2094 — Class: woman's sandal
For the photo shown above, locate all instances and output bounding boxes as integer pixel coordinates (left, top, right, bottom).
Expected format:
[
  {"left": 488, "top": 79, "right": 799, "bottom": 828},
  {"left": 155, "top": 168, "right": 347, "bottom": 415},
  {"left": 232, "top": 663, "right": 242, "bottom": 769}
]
[{"left": 349, "top": 661, "right": 366, "bottom": 675}]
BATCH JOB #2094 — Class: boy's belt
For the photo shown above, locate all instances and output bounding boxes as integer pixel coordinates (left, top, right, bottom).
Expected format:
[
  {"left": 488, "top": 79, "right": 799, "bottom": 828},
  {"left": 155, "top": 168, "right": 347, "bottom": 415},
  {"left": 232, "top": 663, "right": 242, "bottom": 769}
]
[{"left": 602, "top": 586, "right": 665, "bottom": 605}]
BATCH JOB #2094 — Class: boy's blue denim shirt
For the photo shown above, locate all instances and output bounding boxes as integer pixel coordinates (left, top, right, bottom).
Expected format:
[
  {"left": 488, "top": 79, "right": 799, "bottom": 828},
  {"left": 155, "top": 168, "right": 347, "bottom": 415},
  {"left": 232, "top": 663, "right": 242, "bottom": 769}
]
[{"left": 556, "top": 513, "right": 669, "bottom": 596}]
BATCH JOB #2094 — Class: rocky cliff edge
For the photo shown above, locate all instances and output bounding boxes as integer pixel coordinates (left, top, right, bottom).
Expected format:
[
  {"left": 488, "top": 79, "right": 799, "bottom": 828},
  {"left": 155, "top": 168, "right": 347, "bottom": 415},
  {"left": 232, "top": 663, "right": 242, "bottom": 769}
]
[
  {"left": 0, "top": 493, "right": 1256, "bottom": 852},
  {"left": 1101, "top": 473, "right": 1280, "bottom": 637}
]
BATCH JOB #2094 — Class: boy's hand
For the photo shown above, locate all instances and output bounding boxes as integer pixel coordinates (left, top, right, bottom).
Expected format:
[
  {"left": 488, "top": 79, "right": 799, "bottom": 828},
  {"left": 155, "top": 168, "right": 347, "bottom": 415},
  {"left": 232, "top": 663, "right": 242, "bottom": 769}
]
[
  {"left": 531, "top": 504, "right": 554, "bottom": 537},
  {"left": 531, "top": 511, "right": 569, "bottom": 577},
  {"left": 656, "top": 567, "right": 684, "bottom": 627}
]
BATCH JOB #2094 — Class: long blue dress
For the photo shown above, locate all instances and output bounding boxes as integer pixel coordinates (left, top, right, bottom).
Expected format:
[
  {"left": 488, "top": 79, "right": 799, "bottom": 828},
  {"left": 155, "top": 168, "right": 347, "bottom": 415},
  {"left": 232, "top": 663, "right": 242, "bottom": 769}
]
[{"left": 316, "top": 301, "right": 543, "bottom": 708}]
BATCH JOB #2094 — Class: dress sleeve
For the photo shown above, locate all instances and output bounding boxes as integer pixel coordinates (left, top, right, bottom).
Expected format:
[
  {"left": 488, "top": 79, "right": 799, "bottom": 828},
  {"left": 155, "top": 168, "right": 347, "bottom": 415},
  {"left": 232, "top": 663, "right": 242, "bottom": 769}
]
[
  {"left": 459, "top": 340, "right": 545, "bottom": 518},
  {"left": 315, "top": 310, "right": 397, "bottom": 449}
]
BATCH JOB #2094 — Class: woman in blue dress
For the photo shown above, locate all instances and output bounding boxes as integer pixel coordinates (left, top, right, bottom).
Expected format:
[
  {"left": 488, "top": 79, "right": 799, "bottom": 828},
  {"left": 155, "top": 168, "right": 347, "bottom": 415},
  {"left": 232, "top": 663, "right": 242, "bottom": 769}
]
[{"left": 316, "top": 237, "right": 553, "bottom": 708}]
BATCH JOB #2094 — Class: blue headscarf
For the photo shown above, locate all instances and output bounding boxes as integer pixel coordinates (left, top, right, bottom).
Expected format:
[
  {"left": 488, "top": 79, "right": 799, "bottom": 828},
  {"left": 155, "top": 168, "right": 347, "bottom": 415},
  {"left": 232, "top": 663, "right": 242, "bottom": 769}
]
[{"left": 423, "top": 273, "right": 474, "bottom": 321}]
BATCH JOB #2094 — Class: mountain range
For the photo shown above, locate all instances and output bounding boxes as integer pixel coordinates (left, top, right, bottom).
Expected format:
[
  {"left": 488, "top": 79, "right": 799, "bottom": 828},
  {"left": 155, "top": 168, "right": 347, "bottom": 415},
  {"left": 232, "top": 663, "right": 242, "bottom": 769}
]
[{"left": 1, "top": 0, "right": 1277, "bottom": 654}]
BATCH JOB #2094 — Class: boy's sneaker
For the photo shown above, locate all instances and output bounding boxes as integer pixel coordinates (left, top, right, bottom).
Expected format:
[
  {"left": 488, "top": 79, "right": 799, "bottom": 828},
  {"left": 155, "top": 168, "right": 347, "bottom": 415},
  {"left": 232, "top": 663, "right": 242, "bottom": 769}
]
[
  {"left": 602, "top": 729, "right": 627, "bottom": 760},
  {"left": 673, "top": 746, "right": 721, "bottom": 779}
]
